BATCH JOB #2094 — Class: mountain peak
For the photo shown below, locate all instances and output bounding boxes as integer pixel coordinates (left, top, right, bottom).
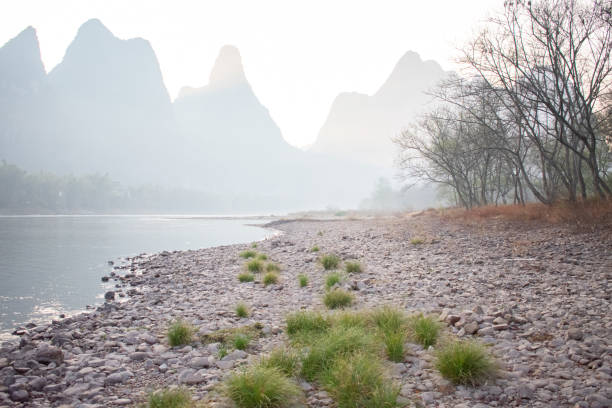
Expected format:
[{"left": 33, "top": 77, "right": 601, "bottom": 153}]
[
  {"left": 76, "top": 18, "right": 114, "bottom": 41},
  {"left": 209, "top": 45, "right": 247, "bottom": 88},
  {"left": 0, "top": 25, "right": 46, "bottom": 81}
]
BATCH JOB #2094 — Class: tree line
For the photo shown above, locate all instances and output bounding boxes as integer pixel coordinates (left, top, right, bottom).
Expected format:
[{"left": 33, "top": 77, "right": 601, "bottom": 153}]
[{"left": 395, "top": 0, "right": 612, "bottom": 208}]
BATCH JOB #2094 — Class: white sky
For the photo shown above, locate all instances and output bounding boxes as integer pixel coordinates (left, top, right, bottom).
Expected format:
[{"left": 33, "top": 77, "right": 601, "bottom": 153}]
[{"left": 1, "top": 0, "right": 498, "bottom": 147}]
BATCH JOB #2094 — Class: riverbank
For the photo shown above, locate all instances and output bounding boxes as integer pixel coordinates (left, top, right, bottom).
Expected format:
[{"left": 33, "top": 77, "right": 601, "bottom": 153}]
[{"left": 1, "top": 213, "right": 610, "bottom": 407}]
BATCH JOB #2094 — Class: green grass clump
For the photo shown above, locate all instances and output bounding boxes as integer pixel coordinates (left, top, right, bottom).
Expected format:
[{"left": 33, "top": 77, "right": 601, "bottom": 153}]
[
  {"left": 263, "top": 272, "right": 279, "bottom": 286},
  {"left": 256, "top": 253, "right": 268, "bottom": 261},
  {"left": 408, "top": 314, "right": 441, "bottom": 348},
  {"left": 410, "top": 238, "right": 424, "bottom": 245},
  {"left": 246, "top": 259, "right": 264, "bottom": 273},
  {"left": 238, "top": 272, "right": 255, "bottom": 283},
  {"left": 259, "top": 348, "right": 300, "bottom": 377},
  {"left": 382, "top": 331, "right": 406, "bottom": 363},
  {"left": 435, "top": 340, "right": 497, "bottom": 385},
  {"left": 266, "top": 263, "right": 281, "bottom": 272},
  {"left": 167, "top": 320, "right": 193, "bottom": 347},
  {"left": 225, "top": 366, "right": 302, "bottom": 408},
  {"left": 298, "top": 274, "right": 308, "bottom": 287},
  {"left": 311, "top": 245, "right": 320, "bottom": 252},
  {"left": 344, "top": 261, "right": 362, "bottom": 274},
  {"left": 218, "top": 345, "right": 228, "bottom": 359},
  {"left": 330, "top": 310, "right": 370, "bottom": 330},
  {"left": 322, "top": 354, "right": 399, "bottom": 408},
  {"left": 251, "top": 243, "right": 258, "bottom": 248},
  {"left": 233, "top": 334, "right": 250, "bottom": 350},
  {"left": 372, "top": 307, "right": 407, "bottom": 362},
  {"left": 325, "top": 272, "right": 342, "bottom": 290},
  {"left": 286, "top": 311, "right": 330, "bottom": 339},
  {"left": 320, "top": 254, "right": 340, "bottom": 270},
  {"left": 147, "top": 387, "right": 193, "bottom": 408},
  {"left": 240, "top": 250, "right": 257, "bottom": 259},
  {"left": 201, "top": 323, "right": 264, "bottom": 346},
  {"left": 235, "top": 302, "right": 250, "bottom": 318},
  {"left": 372, "top": 306, "right": 406, "bottom": 333},
  {"left": 300, "top": 326, "right": 374, "bottom": 381},
  {"left": 323, "top": 289, "right": 353, "bottom": 309}
]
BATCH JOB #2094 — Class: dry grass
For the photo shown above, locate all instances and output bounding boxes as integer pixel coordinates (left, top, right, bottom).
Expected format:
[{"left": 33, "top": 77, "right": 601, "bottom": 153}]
[{"left": 441, "top": 199, "right": 612, "bottom": 228}]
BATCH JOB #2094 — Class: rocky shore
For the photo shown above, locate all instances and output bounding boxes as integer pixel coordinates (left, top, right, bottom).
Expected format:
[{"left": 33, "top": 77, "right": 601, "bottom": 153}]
[{"left": 0, "top": 213, "right": 610, "bottom": 407}]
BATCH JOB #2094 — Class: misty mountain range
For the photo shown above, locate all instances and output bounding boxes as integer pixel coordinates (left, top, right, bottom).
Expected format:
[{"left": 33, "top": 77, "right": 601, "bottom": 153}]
[{"left": 0, "top": 19, "right": 446, "bottom": 212}]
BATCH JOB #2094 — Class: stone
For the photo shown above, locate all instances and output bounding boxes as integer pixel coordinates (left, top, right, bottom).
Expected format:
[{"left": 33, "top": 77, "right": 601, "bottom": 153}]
[
  {"left": 35, "top": 344, "right": 64, "bottom": 364},
  {"left": 464, "top": 322, "right": 479, "bottom": 335},
  {"left": 104, "top": 291, "right": 116, "bottom": 301},
  {"left": 567, "top": 328, "right": 583, "bottom": 341},
  {"left": 105, "top": 373, "right": 126, "bottom": 385},
  {"left": 10, "top": 389, "right": 29, "bottom": 402},
  {"left": 189, "top": 357, "right": 210, "bottom": 369}
]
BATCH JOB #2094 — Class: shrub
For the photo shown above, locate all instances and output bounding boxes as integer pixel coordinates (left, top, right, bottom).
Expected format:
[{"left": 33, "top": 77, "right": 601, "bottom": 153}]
[
  {"left": 240, "top": 250, "right": 257, "bottom": 259},
  {"left": 225, "top": 366, "right": 301, "bottom": 408},
  {"left": 259, "top": 348, "right": 299, "bottom": 377},
  {"left": 320, "top": 254, "right": 340, "bottom": 270},
  {"left": 238, "top": 272, "right": 255, "bottom": 283},
  {"left": 325, "top": 272, "right": 342, "bottom": 290},
  {"left": 408, "top": 314, "right": 441, "bottom": 348},
  {"left": 383, "top": 331, "right": 406, "bottom": 362},
  {"left": 263, "top": 272, "right": 279, "bottom": 286},
  {"left": 298, "top": 274, "right": 308, "bottom": 287},
  {"left": 246, "top": 259, "right": 264, "bottom": 273},
  {"left": 256, "top": 253, "right": 268, "bottom": 261},
  {"left": 266, "top": 263, "right": 280, "bottom": 272},
  {"left": 322, "top": 354, "right": 399, "bottom": 408},
  {"left": 233, "top": 333, "right": 250, "bottom": 350},
  {"left": 147, "top": 387, "right": 193, "bottom": 408},
  {"left": 435, "top": 340, "right": 497, "bottom": 385},
  {"left": 235, "top": 302, "right": 249, "bottom": 318},
  {"left": 286, "top": 311, "right": 330, "bottom": 338},
  {"left": 324, "top": 289, "right": 353, "bottom": 309},
  {"left": 167, "top": 320, "right": 193, "bottom": 347},
  {"left": 311, "top": 245, "right": 320, "bottom": 252},
  {"left": 300, "top": 326, "right": 374, "bottom": 380},
  {"left": 344, "top": 261, "right": 362, "bottom": 273},
  {"left": 410, "top": 238, "right": 424, "bottom": 245}
]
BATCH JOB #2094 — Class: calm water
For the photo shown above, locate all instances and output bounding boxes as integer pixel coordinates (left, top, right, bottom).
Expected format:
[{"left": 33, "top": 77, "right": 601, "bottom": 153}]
[{"left": 0, "top": 215, "right": 275, "bottom": 336}]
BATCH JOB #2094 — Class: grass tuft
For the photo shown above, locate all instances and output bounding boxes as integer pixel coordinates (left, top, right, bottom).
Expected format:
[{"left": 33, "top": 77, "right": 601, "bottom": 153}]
[
  {"left": 258, "top": 348, "right": 300, "bottom": 377},
  {"left": 410, "top": 238, "right": 424, "bottom": 245},
  {"left": 286, "top": 311, "right": 330, "bottom": 339},
  {"left": 408, "top": 314, "right": 441, "bottom": 348},
  {"left": 233, "top": 333, "right": 250, "bottom": 350},
  {"left": 251, "top": 243, "right": 258, "bottom": 249},
  {"left": 256, "top": 253, "right": 268, "bottom": 261},
  {"left": 167, "top": 320, "right": 193, "bottom": 347},
  {"left": 323, "top": 289, "right": 353, "bottom": 310},
  {"left": 372, "top": 306, "right": 406, "bottom": 334},
  {"left": 298, "top": 274, "right": 308, "bottom": 287},
  {"left": 300, "top": 326, "right": 374, "bottom": 381},
  {"left": 311, "top": 245, "right": 320, "bottom": 252},
  {"left": 344, "top": 261, "right": 362, "bottom": 273},
  {"left": 382, "top": 331, "right": 406, "bottom": 363},
  {"left": 320, "top": 254, "right": 340, "bottom": 270},
  {"left": 266, "top": 263, "right": 281, "bottom": 272},
  {"left": 147, "top": 387, "right": 193, "bottom": 408},
  {"left": 435, "top": 340, "right": 497, "bottom": 385},
  {"left": 246, "top": 259, "right": 264, "bottom": 273},
  {"left": 240, "top": 250, "right": 257, "bottom": 259},
  {"left": 325, "top": 272, "right": 342, "bottom": 290},
  {"left": 235, "top": 302, "right": 249, "bottom": 318},
  {"left": 263, "top": 272, "right": 279, "bottom": 286},
  {"left": 330, "top": 310, "right": 370, "bottom": 330},
  {"left": 321, "top": 354, "right": 399, "bottom": 408},
  {"left": 225, "top": 366, "right": 302, "bottom": 408},
  {"left": 238, "top": 272, "right": 255, "bottom": 283}
]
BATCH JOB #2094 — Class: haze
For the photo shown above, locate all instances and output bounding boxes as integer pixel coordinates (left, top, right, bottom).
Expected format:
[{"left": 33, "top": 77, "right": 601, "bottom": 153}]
[{"left": 1, "top": 0, "right": 494, "bottom": 148}]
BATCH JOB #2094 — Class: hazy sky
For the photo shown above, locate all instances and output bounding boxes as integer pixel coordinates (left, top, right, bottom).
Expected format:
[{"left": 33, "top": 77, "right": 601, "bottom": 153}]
[{"left": 1, "top": 0, "right": 498, "bottom": 147}]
